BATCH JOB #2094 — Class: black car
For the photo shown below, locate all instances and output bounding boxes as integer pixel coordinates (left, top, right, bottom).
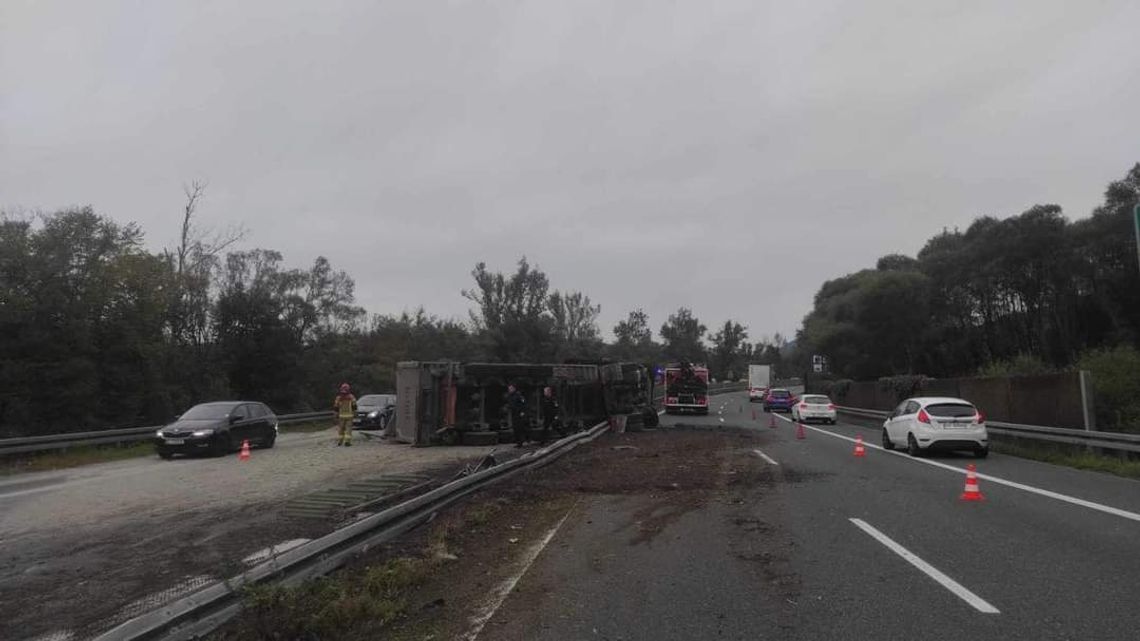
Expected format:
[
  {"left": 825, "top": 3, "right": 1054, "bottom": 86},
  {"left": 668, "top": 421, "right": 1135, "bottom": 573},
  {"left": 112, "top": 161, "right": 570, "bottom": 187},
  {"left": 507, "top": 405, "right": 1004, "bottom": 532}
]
[
  {"left": 353, "top": 394, "right": 396, "bottom": 429},
  {"left": 155, "top": 401, "right": 278, "bottom": 459}
]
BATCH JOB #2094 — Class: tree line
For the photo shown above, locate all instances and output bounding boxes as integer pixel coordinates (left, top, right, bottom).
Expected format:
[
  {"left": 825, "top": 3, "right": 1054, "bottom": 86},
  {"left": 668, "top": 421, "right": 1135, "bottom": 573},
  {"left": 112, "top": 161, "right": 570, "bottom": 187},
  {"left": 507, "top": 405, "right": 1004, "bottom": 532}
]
[
  {"left": 790, "top": 163, "right": 1140, "bottom": 429},
  {"left": 0, "top": 193, "right": 767, "bottom": 436}
]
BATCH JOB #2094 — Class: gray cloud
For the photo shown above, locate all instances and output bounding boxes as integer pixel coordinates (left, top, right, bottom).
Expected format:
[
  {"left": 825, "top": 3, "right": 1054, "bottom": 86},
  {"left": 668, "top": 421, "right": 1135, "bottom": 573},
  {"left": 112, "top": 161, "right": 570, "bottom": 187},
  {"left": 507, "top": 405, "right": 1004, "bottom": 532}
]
[{"left": 4, "top": 0, "right": 1139, "bottom": 341}]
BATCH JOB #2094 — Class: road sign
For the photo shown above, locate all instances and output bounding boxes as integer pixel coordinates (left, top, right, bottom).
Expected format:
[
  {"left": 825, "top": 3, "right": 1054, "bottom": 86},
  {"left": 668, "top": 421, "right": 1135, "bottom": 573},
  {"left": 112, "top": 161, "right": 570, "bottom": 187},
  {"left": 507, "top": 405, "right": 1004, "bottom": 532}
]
[
  {"left": 813, "top": 363, "right": 823, "bottom": 373},
  {"left": 1134, "top": 204, "right": 1140, "bottom": 276}
]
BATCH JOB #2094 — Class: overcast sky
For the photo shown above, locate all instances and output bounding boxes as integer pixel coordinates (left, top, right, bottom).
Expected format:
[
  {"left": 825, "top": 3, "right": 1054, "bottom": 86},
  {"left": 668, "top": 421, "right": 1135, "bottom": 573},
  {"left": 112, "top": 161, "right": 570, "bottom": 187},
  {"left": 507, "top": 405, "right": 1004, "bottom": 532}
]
[{"left": 4, "top": 1, "right": 1139, "bottom": 342}]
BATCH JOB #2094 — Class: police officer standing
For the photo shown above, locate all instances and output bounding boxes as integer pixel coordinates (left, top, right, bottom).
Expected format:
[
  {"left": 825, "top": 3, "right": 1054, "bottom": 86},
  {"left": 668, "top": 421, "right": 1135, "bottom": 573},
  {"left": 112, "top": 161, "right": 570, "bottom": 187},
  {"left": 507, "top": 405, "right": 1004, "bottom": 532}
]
[
  {"left": 540, "top": 386, "right": 564, "bottom": 444},
  {"left": 506, "top": 384, "right": 528, "bottom": 448}
]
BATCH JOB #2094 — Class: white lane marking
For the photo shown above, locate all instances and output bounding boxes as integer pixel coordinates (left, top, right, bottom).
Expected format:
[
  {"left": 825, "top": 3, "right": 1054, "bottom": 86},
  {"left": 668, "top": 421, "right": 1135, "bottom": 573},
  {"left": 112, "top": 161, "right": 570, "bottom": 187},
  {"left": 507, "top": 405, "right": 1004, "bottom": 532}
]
[
  {"left": 461, "top": 503, "right": 577, "bottom": 641},
  {"left": 850, "top": 518, "right": 1000, "bottom": 614},
  {"left": 774, "top": 414, "right": 1140, "bottom": 524},
  {"left": 718, "top": 418, "right": 725, "bottom": 423},
  {"left": 751, "top": 449, "right": 779, "bottom": 465}
]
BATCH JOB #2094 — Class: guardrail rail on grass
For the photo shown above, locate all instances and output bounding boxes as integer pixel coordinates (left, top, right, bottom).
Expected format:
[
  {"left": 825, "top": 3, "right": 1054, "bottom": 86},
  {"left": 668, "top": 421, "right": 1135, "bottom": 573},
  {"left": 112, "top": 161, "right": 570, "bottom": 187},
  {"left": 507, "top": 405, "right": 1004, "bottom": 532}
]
[
  {"left": 0, "top": 411, "right": 336, "bottom": 457},
  {"left": 836, "top": 405, "right": 1140, "bottom": 455}
]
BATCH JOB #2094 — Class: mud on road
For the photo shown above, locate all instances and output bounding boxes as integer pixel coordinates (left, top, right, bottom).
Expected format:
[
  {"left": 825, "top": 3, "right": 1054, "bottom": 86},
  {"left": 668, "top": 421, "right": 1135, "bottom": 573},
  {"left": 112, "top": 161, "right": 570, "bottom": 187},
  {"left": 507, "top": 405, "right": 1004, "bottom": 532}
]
[{"left": 214, "top": 426, "right": 795, "bottom": 641}]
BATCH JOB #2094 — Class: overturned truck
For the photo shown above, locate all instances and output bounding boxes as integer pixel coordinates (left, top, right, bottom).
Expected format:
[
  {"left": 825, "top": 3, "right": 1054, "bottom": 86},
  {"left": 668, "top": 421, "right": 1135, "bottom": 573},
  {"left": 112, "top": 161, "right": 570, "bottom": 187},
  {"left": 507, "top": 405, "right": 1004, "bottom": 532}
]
[{"left": 391, "top": 361, "right": 657, "bottom": 446}]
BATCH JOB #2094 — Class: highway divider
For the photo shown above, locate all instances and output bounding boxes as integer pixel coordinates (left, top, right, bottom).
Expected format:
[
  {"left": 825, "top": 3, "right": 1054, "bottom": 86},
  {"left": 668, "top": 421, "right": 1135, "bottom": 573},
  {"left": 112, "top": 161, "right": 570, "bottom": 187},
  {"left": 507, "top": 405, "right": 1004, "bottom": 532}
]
[{"left": 91, "top": 418, "right": 612, "bottom": 641}]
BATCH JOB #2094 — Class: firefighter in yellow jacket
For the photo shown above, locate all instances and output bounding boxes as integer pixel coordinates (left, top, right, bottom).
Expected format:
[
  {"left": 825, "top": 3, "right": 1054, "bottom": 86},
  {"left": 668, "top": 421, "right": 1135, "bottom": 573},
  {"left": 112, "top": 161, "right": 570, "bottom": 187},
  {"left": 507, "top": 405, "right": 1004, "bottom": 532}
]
[{"left": 333, "top": 383, "right": 357, "bottom": 446}]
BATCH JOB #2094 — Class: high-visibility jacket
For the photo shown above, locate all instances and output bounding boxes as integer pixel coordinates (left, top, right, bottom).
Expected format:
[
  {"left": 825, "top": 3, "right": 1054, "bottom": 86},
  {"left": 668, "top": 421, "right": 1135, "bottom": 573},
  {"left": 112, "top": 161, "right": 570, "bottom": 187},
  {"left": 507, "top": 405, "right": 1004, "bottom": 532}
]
[{"left": 334, "top": 394, "right": 357, "bottom": 418}]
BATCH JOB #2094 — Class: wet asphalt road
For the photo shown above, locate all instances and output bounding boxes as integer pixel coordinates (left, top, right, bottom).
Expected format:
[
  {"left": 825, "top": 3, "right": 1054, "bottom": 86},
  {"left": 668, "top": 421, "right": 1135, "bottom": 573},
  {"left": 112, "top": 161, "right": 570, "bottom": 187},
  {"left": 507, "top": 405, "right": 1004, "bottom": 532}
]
[{"left": 478, "top": 391, "right": 1140, "bottom": 641}]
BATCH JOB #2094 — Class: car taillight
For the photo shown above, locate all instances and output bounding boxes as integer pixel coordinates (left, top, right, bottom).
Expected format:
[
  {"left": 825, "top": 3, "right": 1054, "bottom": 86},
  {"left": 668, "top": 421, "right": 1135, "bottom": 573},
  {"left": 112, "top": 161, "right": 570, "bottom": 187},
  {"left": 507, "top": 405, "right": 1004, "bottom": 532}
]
[
  {"left": 667, "top": 397, "right": 678, "bottom": 404},
  {"left": 975, "top": 410, "right": 986, "bottom": 424},
  {"left": 828, "top": 404, "right": 836, "bottom": 410},
  {"left": 799, "top": 402, "right": 808, "bottom": 409},
  {"left": 698, "top": 397, "right": 708, "bottom": 405},
  {"left": 917, "top": 408, "right": 931, "bottom": 424}
]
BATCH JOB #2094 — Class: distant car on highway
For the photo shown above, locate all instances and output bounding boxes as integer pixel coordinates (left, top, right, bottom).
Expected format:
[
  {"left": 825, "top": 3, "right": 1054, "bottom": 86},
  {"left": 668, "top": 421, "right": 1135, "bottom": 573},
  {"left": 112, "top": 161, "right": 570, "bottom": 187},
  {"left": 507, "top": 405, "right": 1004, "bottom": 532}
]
[
  {"left": 762, "top": 388, "right": 796, "bottom": 412},
  {"left": 354, "top": 393, "right": 396, "bottom": 429},
  {"left": 748, "top": 387, "right": 768, "bottom": 402},
  {"left": 791, "top": 394, "right": 837, "bottom": 424},
  {"left": 155, "top": 401, "right": 278, "bottom": 459},
  {"left": 882, "top": 397, "right": 989, "bottom": 458}
]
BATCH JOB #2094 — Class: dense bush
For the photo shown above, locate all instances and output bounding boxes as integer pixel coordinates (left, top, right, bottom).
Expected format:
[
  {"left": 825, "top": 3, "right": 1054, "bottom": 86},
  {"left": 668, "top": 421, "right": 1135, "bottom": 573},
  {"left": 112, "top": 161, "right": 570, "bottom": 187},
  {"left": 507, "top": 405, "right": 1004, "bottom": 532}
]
[{"left": 1079, "top": 346, "right": 1140, "bottom": 432}]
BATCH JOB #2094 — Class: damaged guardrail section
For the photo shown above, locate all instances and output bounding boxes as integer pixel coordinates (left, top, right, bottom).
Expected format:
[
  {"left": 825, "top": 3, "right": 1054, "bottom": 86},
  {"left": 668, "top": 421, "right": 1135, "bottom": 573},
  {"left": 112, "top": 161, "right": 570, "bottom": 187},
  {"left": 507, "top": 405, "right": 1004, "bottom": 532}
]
[{"left": 91, "top": 419, "right": 612, "bottom": 641}]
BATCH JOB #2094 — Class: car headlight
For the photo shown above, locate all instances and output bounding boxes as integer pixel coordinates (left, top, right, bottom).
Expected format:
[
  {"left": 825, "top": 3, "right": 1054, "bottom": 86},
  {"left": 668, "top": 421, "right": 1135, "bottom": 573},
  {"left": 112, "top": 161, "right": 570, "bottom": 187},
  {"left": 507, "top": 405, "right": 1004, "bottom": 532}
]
[
  {"left": 191, "top": 429, "right": 214, "bottom": 437},
  {"left": 368, "top": 411, "right": 379, "bottom": 418},
  {"left": 156, "top": 429, "right": 165, "bottom": 438}
]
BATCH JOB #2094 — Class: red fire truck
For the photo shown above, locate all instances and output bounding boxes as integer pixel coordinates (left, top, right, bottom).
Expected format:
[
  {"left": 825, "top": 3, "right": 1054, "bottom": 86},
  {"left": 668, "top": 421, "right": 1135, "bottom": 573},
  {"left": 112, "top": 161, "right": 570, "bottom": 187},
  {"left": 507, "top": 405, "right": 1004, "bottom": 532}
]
[{"left": 663, "top": 363, "right": 709, "bottom": 415}]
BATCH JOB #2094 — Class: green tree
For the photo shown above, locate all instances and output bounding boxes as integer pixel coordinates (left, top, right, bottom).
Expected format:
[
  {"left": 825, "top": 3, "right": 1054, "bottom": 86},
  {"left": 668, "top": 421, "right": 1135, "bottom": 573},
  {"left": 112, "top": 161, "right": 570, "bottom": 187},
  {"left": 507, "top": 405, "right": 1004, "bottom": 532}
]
[
  {"left": 709, "top": 320, "right": 748, "bottom": 380},
  {"left": 462, "top": 257, "right": 555, "bottom": 362},
  {"left": 611, "top": 309, "right": 660, "bottom": 364},
  {"left": 548, "top": 290, "right": 604, "bottom": 361},
  {"left": 660, "top": 308, "right": 707, "bottom": 363}
]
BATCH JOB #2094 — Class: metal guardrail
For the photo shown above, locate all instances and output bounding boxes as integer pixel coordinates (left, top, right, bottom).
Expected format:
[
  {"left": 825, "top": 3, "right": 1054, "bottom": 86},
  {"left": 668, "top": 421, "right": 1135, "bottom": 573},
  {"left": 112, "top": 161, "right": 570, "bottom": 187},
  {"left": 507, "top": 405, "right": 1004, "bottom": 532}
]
[
  {"left": 92, "top": 418, "right": 613, "bottom": 641},
  {"left": 835, "top": 405, "right": 1140, "bottom": 455},
  {"left": 0, "top": 411, "right": 335, "bottom": 457}
]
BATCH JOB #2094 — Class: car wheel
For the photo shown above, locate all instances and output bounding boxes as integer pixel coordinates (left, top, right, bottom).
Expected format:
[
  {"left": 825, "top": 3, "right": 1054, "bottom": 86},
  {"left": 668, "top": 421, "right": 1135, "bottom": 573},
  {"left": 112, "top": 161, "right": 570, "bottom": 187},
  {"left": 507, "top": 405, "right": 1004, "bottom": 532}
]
[
  {"left": 906, "top": 434, "right": 921, "bottom": 457},
  {"left": 881, "top": 429, "right": 894, "bottom": 450},
  {"left": 975, "top": 447, "right": 989, "bottom": 459},
  {"left": 263, "top": 432, "right": 277, "bottom": 449}
]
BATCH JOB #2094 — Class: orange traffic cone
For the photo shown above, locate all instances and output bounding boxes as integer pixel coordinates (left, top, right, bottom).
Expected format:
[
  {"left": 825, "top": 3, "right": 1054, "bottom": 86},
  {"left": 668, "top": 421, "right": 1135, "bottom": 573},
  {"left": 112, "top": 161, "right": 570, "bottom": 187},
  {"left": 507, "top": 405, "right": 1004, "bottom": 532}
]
[
  {"left": 769, "top": 413, "right": 777, "bottom": 429},
  {"left": 854, "top": 434, "right": 866, "bottom": 457},
  {"left": 960, "top": 464, "right": 984, "bottom": 501},
  {"left": 795, "top": 422, "right": 806, "bottom": 440},
  {"left": 239, "top": 439, "right": 251, "bottom": 461}
]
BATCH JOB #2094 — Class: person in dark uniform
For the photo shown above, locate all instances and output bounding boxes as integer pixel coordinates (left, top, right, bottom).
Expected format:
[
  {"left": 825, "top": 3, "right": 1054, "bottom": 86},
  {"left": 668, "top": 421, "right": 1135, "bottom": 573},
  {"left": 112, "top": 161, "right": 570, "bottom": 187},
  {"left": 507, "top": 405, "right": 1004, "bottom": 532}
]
[
  {"left": 506, "top": 384, "right": 529, "bottom": 448},
  {"left": 540, "top": 386, "right": 564, "bottom": 444}
]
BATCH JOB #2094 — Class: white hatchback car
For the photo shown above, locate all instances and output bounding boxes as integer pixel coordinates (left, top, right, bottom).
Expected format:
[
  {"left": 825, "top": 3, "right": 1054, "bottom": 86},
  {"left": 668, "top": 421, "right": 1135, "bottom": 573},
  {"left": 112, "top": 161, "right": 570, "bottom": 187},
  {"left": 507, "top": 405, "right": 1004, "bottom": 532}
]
[
  {"left": 790, "top": 394, "right": 837, "bottom": 424},
  {"left": 882, "top": 397, "right": 989, "bottom": 458}
]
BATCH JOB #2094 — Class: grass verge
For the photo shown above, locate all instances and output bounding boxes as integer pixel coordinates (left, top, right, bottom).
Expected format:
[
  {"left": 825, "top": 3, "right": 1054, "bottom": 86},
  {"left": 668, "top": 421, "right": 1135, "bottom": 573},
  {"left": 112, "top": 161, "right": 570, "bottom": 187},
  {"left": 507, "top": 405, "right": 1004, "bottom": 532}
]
[
  {"left": 0, "top": 441, "right": 155, "bottom": 476},
  {"left": 216, "top": 499, "right": 492, "bottom": 640},
  {"left": 992, "top": 439, "right": 1140, "bottom": 480},
  {"left": 235, "top": 557, "right": 432, "bottom": 641}
]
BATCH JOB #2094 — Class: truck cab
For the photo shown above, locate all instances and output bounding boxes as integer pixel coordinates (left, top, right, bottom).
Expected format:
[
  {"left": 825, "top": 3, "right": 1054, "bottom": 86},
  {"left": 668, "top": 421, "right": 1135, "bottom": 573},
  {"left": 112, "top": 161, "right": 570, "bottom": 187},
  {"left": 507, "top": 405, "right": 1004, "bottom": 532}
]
[{"left": 663, "top": 363, "right": 709, "bottom": 415}]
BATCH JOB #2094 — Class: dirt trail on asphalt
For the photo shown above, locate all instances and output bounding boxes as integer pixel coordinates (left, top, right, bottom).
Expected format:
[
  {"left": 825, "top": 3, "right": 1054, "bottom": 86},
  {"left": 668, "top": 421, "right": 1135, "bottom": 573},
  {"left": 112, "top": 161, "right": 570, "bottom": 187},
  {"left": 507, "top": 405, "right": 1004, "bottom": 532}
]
[{"left": 211, "top": 427, "right": 784, "bottom": 641}]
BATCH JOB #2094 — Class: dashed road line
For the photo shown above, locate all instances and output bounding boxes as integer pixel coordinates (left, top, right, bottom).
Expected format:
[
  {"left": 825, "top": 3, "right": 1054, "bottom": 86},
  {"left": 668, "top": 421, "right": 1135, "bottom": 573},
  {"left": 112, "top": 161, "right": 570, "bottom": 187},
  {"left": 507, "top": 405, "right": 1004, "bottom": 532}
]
[
  {"left": 850, "top": 518, "right": 1000, "bottom": 614},
  {"left": 751, "top": 449, "right": 779, "bottom": 465}
]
